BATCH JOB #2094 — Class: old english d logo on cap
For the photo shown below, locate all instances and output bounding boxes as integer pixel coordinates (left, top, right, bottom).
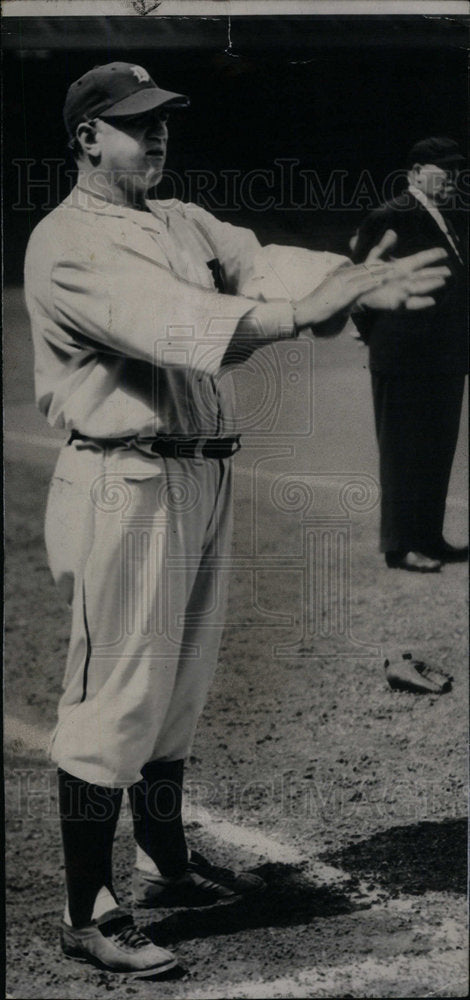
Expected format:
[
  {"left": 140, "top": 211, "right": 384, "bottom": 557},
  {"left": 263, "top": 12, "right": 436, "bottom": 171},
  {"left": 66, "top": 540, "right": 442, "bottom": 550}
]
[
  {"left": 129, "top": 66, "right": 151, "bottom": 85},
  {"left": 63, "top": 62, "right": 189, "bottom": 136}
]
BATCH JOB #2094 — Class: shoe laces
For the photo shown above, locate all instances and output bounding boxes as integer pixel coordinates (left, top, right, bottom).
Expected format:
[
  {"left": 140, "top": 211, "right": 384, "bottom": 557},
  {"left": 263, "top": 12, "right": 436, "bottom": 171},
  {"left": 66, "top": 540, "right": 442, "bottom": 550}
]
[{"left": 101, "top": 915, "right": 150, "bottom": 950}]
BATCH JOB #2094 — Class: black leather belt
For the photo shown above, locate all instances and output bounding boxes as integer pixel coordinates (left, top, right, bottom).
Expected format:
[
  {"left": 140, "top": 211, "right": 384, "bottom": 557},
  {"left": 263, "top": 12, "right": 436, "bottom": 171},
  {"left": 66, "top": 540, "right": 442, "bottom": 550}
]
[{"left": 69, "top": 431, "right": 241, "bottom": 460}]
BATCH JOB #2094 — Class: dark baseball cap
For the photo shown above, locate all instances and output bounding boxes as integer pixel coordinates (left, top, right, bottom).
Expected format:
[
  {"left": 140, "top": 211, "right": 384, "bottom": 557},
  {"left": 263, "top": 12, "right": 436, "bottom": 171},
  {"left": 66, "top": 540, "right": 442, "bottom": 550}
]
[
  {"left": 407, "top": 136, "right": 465, "bottom": 167},
  {"left": 64, "top": 62, "right": 189, "bottom": 136}
]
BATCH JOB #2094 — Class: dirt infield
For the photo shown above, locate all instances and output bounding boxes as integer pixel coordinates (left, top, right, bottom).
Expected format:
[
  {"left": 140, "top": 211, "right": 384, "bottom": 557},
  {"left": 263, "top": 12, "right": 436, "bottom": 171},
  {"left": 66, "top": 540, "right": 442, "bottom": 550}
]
[{"left": 4, "top": 289, "right": 469, "bottom": 998}]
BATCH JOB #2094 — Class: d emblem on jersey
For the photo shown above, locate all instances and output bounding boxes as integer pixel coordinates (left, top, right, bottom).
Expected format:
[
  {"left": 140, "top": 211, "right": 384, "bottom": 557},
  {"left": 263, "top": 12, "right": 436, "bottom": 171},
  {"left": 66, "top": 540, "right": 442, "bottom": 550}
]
[
  {"left": 207, "top": 258, "right": 226, "bottom": 294},
  {"left": 130, "top": 66, "right": 151, "bottom": 85}
]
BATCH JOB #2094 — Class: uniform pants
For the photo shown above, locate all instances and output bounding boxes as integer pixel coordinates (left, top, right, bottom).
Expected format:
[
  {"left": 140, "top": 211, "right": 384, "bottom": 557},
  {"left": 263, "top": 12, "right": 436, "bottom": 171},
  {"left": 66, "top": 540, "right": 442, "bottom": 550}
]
[
  {"left": 46, "top": 441, "right": 233, "bottom": 787},
  {"left": 371, "top": 372, "right": 465, "bottom": 553}
]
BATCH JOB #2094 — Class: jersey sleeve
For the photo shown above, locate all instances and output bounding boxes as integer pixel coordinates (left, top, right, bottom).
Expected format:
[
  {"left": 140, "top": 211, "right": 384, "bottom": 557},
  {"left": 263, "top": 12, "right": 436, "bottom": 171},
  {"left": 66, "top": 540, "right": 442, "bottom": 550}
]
[
  {"left": 238, "top": 244, "right": 351, "bottom": 301},
  {"left": 25, "top": 217, "right": 294, "bottom": 379}
]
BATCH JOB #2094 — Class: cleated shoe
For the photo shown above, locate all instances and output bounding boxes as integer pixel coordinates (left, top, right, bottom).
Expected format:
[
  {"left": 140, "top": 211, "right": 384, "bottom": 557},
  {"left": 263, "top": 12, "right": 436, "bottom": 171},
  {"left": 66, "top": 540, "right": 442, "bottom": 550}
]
[
  {"left": 385, "top": 652, "right": 453, "bottom": 695},
  {"left": 61, "top": 907, "right": 177, "bottom": 976},
  {"left": 133, "top": 849, "right": 265, "bottom": 908}
]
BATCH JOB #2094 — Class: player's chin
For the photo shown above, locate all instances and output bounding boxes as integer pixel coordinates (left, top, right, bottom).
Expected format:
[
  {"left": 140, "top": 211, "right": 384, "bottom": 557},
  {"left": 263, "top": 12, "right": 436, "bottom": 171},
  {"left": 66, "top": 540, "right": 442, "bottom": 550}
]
[
  {"left": 145, "top": 158, "right": 165, "bottom": 181},
  {"left": 144, "top": 170, "right": 164, "bottom": 193}
]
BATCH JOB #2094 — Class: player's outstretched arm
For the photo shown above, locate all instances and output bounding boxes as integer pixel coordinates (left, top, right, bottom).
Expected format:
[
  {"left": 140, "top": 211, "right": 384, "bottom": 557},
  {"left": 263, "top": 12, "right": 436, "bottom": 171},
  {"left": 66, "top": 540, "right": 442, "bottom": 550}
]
[{"left": 291, "top": 246, "right": 449, "bottom": 336}]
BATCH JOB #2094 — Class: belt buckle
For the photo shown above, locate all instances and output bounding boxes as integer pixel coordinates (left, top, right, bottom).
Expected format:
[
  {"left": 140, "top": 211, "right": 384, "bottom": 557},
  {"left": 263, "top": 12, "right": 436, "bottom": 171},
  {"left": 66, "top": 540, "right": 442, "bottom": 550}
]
[{"left": 194, "top": 439, "right": 206, "bottom": 459}]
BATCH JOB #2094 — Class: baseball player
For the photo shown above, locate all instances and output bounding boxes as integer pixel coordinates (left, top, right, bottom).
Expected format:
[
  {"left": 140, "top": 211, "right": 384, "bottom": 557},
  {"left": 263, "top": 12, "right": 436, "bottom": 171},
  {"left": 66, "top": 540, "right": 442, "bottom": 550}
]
[{"left": 24, "top": 62, "right": 450, "bottom": 976}]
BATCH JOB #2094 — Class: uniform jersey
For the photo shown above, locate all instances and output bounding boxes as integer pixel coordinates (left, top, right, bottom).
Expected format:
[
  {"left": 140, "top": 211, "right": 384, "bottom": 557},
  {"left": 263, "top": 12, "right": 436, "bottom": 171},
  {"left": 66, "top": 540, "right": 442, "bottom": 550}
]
[{"left": 24, "top": 186, "right": 349, "bottom": 441}]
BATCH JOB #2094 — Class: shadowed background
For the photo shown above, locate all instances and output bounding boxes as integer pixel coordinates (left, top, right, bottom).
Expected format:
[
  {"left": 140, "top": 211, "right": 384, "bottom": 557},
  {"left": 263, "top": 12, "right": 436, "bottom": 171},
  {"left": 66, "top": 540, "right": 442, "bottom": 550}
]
[{"left": 3, "top": 14, "right": 469, "bottom": 282}]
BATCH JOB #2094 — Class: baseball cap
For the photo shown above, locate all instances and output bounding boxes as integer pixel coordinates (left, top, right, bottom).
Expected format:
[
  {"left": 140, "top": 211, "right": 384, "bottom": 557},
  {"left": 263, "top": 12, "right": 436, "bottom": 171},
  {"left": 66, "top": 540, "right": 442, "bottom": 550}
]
[
  {"left": 64, "top": 62, "right": 189, "bottom": 136},
  {"left": 407, "top": 136, "right": 465, "bottom": 167}
]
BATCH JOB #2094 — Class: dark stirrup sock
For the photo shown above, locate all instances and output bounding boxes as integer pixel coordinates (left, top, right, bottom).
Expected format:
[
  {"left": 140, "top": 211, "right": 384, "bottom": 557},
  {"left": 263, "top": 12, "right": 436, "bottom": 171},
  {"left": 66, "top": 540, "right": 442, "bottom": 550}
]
[
  {"left": 128, "top": 759, "right": 188, "bottom": 878},
  {"left": 58, "top": 768, "right": 123, "bottom": 927}
]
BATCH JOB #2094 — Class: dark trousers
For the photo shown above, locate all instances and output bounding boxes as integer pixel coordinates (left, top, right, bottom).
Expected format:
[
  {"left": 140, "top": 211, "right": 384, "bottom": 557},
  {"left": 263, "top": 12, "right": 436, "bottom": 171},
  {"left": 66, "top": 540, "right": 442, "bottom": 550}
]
[{"left": 371, "top": 372, "right": 465, "bottom": 553}]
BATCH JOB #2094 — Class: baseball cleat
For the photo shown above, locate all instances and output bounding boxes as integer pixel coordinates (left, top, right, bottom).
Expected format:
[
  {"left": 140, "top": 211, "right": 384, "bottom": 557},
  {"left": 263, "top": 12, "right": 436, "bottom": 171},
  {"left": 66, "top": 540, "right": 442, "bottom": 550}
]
[
  {"left": 133, "top": 849, "right": 265, "bottom": 908},
  {"left": 384, "top": 652, "right": 453, "bottom": 694},
  {"left": 60, "top": 907, "right": 177, "bottom": 976}
]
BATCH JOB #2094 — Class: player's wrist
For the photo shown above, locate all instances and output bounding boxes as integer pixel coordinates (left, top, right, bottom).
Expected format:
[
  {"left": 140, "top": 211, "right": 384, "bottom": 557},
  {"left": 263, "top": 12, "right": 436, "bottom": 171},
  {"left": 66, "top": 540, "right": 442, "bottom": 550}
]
[
  {"left": 291, "top": 297, "right": 337, "bottom": 336},
  {"left": 291, "top": 297, "right": 314, "bottom": 333}
]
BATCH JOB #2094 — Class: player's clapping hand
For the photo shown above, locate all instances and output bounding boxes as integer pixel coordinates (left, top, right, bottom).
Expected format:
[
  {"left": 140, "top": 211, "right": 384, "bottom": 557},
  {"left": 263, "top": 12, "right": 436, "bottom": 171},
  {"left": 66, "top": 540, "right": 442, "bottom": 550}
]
[
  {"left": 292, "top": 232, "right": 450, "bottom": 334},
  {"left": 358, "top": 230, "right": 450, "bottom": 311}
]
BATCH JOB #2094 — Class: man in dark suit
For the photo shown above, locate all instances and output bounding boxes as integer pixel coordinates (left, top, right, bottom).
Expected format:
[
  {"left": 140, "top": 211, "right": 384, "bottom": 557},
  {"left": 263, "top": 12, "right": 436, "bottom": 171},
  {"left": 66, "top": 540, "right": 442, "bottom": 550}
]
[{"left": 352, "top": 137, "right": 468, "bottom": 572}]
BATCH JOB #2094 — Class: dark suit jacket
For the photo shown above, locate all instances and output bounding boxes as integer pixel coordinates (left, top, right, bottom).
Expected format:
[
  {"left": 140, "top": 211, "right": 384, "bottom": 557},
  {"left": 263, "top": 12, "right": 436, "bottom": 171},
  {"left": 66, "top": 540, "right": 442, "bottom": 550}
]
[{"left": 352, "top": 191, "right": 468, "bottom": 375}]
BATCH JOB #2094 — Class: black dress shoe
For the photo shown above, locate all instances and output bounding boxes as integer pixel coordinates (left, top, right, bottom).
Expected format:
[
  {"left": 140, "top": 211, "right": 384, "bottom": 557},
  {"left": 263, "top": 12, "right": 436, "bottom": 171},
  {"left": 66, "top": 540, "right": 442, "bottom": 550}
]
[
  {"left": 422, "top": 539, "right": 468, "bottom": 563},
  {"left": 385, "top": 550, "right": 442, "bottom": 572}
]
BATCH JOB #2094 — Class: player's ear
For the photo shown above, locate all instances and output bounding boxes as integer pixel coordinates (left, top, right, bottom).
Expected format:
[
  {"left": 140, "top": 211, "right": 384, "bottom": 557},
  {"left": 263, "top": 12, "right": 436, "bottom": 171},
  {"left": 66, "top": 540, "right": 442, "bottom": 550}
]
[{"left": 75, "top": 119, "right": 100, "bottom": 159}]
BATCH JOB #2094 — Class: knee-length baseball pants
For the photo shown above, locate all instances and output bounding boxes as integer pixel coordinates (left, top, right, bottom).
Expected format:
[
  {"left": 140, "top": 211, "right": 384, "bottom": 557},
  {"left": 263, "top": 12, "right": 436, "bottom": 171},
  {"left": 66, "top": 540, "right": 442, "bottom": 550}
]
[{"left": 46, "top": 440, "right": 233, "bottom": 787}]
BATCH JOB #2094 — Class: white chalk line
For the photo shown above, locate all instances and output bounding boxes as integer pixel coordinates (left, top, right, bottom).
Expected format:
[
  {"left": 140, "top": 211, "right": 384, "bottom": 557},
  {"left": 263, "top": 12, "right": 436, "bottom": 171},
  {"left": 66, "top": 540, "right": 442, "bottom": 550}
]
[
  {"left": 187, "top": 805, "right": 303, "bottom": 867},
  {"left": 4, "top": 431, "right": 468, "bottom": 510}
]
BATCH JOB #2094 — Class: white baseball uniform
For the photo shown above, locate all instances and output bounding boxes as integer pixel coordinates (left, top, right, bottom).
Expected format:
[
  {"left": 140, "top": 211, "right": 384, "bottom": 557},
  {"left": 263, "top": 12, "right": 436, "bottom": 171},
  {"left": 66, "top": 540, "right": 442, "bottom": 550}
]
[{"left": 25, "top": 186, "right": 348, "bottom": 786}]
